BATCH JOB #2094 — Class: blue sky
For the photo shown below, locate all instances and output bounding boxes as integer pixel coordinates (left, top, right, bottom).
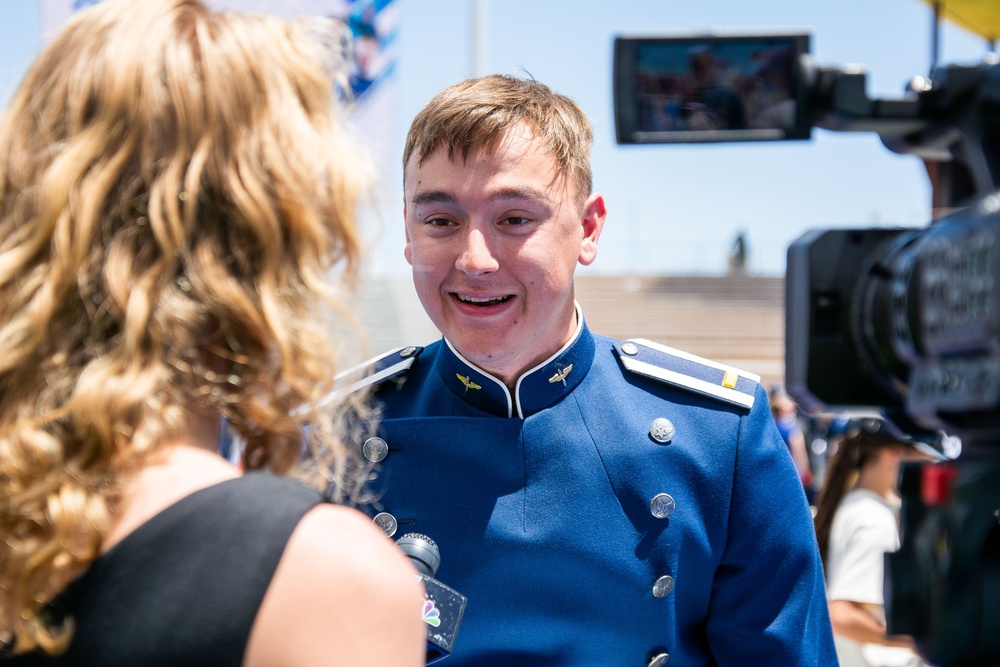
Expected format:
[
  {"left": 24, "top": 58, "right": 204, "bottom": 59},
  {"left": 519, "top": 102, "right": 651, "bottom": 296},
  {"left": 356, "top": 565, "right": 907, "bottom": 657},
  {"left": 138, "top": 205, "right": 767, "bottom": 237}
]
[{"left": 0, "top": 0, "right": 991, "bottom": 276}]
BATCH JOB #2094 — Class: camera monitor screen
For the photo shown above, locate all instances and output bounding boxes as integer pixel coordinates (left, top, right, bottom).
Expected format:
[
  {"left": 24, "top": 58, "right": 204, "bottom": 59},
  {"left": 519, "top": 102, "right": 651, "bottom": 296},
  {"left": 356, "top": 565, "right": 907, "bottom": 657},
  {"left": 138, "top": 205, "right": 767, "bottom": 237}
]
[{"left": 614, "top": 33, "right": 811, "bottom": 144}]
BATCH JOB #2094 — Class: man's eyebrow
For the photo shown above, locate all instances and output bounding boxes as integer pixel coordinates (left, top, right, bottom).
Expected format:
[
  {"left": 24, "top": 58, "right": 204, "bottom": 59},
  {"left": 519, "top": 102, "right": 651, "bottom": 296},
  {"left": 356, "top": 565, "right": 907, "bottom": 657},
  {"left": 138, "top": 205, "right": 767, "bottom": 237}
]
[
  {"left": 410, "top": 190, "right": 457, "bottom": 207},
  {"left": 487, "top": 186, "right": 550, "bottom": 204},
  {"left": 410, "top": 186, "right": 551, "bottom": 208}
]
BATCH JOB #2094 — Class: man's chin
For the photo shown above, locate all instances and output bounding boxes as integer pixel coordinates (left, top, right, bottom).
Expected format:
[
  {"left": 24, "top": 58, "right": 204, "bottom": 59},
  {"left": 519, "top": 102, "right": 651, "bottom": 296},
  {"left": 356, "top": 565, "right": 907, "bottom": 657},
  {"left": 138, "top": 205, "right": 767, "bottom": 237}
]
[{"left": 447, "top": 335, "right": 512, "bottom": 377}]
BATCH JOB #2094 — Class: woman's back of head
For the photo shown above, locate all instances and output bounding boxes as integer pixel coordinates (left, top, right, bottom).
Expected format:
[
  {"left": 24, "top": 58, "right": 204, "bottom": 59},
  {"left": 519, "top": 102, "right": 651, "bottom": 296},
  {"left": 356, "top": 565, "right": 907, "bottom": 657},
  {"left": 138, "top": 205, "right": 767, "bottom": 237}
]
[{"left": 0, "top": 0, "right": 373, "bottom": 654}]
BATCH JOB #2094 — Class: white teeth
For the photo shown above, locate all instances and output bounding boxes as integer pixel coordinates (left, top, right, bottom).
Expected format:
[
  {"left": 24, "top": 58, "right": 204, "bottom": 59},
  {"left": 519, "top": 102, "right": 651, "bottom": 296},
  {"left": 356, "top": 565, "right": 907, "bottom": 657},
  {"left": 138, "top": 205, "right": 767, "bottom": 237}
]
[{"left": 456, "top": 294, "right": 512, "bottom": 304}]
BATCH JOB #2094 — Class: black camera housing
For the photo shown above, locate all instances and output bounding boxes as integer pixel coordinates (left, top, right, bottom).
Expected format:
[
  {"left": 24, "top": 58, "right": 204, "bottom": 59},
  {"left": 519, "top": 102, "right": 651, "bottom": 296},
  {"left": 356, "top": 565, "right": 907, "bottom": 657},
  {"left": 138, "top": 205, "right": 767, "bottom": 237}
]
[
  {"left": 784, "top": 60, "right": 1000, "bottom": 440},
  {"left": 786, "top": 203, "right": 1000, "bottom": 441}
]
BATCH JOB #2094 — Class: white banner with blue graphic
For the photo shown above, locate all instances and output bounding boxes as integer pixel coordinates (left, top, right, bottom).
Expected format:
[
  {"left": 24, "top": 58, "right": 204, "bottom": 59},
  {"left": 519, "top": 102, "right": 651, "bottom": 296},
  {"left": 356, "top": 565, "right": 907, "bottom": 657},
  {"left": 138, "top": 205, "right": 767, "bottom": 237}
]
[
  {"left": 40, "top": 0, "right": 400, "bottom": 220},
  {"left": 41, "top": 0, "right": 398, "bottom": 103}
]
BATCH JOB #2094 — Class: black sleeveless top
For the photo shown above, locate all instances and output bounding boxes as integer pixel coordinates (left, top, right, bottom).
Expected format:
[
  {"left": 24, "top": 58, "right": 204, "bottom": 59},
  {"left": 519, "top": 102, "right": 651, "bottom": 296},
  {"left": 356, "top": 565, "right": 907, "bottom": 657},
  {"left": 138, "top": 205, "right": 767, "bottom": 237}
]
[{"left": 5, "top": 473, "right": 325, "bottom": 666}]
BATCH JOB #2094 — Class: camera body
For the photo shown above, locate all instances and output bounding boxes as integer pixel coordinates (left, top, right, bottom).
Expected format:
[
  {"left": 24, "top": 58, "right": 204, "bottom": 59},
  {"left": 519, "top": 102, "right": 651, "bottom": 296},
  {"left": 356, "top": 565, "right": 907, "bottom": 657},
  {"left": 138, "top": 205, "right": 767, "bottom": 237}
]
[
  {"left": 786, "top": 200, "right": 1000, "bottom": 440},
  {"left": 615, "top": 35, "right": 1000, "bottom": 666},
  {"left": 785, "top": 196, "right": 1000, "bottom": 666},
  {"left": 784, "top": 58, "right": 1000, "bottom": 441}
]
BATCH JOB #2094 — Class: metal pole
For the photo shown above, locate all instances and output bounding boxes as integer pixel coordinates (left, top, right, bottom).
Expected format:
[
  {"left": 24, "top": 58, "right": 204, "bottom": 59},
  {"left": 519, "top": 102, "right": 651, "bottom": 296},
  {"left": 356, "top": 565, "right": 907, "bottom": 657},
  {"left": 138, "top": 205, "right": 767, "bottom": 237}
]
[
  {"left": 931, "top": 1, "right": 941, "bottom": 74},
  {"left": 472, "top": 0, "right": 488, "bottom": 78}
]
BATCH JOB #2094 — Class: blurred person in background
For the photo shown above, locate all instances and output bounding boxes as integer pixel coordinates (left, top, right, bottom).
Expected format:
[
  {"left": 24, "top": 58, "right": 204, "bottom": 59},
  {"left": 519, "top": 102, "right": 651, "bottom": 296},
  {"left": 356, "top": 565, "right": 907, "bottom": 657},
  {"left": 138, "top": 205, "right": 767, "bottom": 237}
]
[
  {"left": 814, "top": 416, "right": 940, "bottom": 667},
  {"left": 0, "top": 1, "right": 424, "bottom": 664},
  {"left": 770, "top": 385, "right": 816, "bottom": 503}
]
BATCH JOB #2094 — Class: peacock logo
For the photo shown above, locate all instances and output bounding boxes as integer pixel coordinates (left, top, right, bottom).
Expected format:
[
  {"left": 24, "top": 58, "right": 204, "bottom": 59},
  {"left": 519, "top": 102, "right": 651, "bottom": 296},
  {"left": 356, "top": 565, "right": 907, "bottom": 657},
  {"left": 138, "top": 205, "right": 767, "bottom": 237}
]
[{"left": 422, "top": 599, "right": 442, "bottom": 627}]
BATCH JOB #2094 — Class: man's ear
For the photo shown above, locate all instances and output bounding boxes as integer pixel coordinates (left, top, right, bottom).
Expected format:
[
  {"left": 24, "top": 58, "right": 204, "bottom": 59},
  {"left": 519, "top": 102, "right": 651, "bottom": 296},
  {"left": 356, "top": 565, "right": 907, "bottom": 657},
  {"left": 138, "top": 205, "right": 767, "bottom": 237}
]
[
  {"left": 578, "top": 193, "right": 607, "bottom": 266},
  {"left": 403, "top": 205, "right": 413, "bottom": 265}
]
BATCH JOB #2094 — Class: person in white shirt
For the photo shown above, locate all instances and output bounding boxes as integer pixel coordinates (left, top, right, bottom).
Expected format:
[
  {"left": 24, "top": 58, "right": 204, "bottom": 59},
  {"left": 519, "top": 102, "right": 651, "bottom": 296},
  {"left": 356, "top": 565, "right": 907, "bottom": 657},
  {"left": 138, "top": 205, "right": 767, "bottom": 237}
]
[{"left": 813, "top": 417, "right": 938, "bottom": 667}]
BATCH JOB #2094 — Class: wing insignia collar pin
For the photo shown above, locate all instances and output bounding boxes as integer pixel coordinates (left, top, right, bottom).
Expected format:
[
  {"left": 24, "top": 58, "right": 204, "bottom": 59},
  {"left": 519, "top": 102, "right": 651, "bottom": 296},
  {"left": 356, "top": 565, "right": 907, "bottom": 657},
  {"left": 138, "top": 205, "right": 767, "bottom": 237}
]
[
  {"left": 456, "top": 373, "right": 482, "bottom": 393},
  {"left": 548, "top": 364, "right": 573, "bottom": 386}
]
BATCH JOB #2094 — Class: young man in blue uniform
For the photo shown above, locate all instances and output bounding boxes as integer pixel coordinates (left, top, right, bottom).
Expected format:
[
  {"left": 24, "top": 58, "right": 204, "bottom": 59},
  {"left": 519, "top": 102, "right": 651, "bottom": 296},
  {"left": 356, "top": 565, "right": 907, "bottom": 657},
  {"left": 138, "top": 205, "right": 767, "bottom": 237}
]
[{"left": 350, "top": 74, "right": 837, "bottom": 666}]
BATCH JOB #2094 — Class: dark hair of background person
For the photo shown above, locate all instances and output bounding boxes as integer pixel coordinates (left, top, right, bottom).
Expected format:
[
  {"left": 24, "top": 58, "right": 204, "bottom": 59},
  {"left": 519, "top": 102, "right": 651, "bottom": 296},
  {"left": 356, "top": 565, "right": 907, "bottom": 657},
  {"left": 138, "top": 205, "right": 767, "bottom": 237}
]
[{"left": 813, "top": 425, "right": 911, "bottom": 569}]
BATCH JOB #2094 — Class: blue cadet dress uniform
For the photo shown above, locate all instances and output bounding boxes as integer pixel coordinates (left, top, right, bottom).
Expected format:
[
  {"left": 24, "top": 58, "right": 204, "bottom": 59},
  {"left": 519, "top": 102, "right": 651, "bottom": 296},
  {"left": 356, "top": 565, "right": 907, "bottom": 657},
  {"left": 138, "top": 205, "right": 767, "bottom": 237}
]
[{"left": 348, "top": 311, "right": 836, "bottom": 667}]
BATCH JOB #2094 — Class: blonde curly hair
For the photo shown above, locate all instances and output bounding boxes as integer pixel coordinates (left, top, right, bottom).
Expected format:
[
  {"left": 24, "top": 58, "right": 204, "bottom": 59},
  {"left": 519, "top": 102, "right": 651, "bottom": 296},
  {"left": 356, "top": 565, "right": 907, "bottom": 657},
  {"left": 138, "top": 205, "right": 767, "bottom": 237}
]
[{"left": 0, "top": 0, "right": 371, "bottom": 654}]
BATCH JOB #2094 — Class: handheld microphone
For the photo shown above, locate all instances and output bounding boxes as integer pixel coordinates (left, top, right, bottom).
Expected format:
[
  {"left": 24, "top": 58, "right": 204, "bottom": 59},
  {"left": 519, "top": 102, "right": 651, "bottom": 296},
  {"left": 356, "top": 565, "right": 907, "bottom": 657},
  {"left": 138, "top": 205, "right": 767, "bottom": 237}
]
[{"left": 396, "top": 533, "right": 467, "bottom": 663}]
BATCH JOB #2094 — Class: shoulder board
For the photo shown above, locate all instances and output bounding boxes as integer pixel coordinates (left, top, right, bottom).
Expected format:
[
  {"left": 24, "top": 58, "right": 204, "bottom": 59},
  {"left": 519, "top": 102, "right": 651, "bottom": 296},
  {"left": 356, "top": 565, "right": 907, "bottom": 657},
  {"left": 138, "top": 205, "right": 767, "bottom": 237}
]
[
  {"left": 317, "top": 345, "right": 423, "bottom": 407},
  {"left": 615, "top": 338, "right": 759, "bottom": 410}
]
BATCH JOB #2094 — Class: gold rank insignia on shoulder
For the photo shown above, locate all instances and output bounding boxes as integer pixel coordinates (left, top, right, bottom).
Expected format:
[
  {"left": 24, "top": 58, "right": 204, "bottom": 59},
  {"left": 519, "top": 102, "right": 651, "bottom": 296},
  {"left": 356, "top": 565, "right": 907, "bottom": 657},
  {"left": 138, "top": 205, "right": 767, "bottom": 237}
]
[
  {"left": 456, "top": 373, "right": 482, "bottom": 393},
  {"left": 722, "top": 370, "right": 739, "bottom": 389},
  {"left": 548, "top": 364, "right": 573, "bottom": 386}
]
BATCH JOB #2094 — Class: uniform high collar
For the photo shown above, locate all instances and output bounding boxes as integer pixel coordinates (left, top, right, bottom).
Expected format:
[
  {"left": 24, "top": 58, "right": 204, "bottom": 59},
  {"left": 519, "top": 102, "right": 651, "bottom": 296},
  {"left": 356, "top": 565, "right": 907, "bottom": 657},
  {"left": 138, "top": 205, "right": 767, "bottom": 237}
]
[{"left": 436, "top": 304, "right": 595, "bottom": 418}]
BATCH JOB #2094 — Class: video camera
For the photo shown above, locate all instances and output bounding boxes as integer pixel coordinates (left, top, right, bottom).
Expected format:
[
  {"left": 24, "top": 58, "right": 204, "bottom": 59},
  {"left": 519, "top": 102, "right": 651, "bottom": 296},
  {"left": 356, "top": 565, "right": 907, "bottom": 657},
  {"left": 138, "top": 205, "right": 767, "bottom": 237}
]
[{"left": 614, "top": 32, "right": 1000, "bottom": 666}]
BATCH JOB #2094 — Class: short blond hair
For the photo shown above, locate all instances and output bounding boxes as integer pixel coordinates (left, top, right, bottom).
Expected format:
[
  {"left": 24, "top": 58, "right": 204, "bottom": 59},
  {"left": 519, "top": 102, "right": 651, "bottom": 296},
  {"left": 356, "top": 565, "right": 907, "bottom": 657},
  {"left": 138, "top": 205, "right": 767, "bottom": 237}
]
[{"left": 403, "top": 74, "right": 594, "bottom": 205}]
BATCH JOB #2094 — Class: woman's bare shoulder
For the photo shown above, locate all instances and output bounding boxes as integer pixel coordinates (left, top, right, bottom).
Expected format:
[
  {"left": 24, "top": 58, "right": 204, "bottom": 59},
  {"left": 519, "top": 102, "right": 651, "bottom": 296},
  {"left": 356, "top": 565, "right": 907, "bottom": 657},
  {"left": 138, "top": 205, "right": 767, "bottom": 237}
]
[{"left": 244, "top": 504, "right": 426, "bottom": 667}]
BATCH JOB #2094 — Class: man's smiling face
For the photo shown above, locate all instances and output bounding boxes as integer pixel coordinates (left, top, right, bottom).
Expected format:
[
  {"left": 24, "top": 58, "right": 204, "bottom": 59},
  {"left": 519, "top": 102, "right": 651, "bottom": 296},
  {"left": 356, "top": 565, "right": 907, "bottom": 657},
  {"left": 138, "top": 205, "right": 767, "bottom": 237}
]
[{"left": 403, "top": 125, "right": 605, "bottom": 385}]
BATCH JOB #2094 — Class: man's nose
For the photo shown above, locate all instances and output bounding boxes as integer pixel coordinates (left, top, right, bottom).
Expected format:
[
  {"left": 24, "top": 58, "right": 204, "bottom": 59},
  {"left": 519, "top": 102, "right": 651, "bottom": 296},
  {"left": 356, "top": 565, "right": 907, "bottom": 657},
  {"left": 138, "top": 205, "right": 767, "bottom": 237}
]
[{"left": 456, "top": 228, "right": 499, "bottom": 275}]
